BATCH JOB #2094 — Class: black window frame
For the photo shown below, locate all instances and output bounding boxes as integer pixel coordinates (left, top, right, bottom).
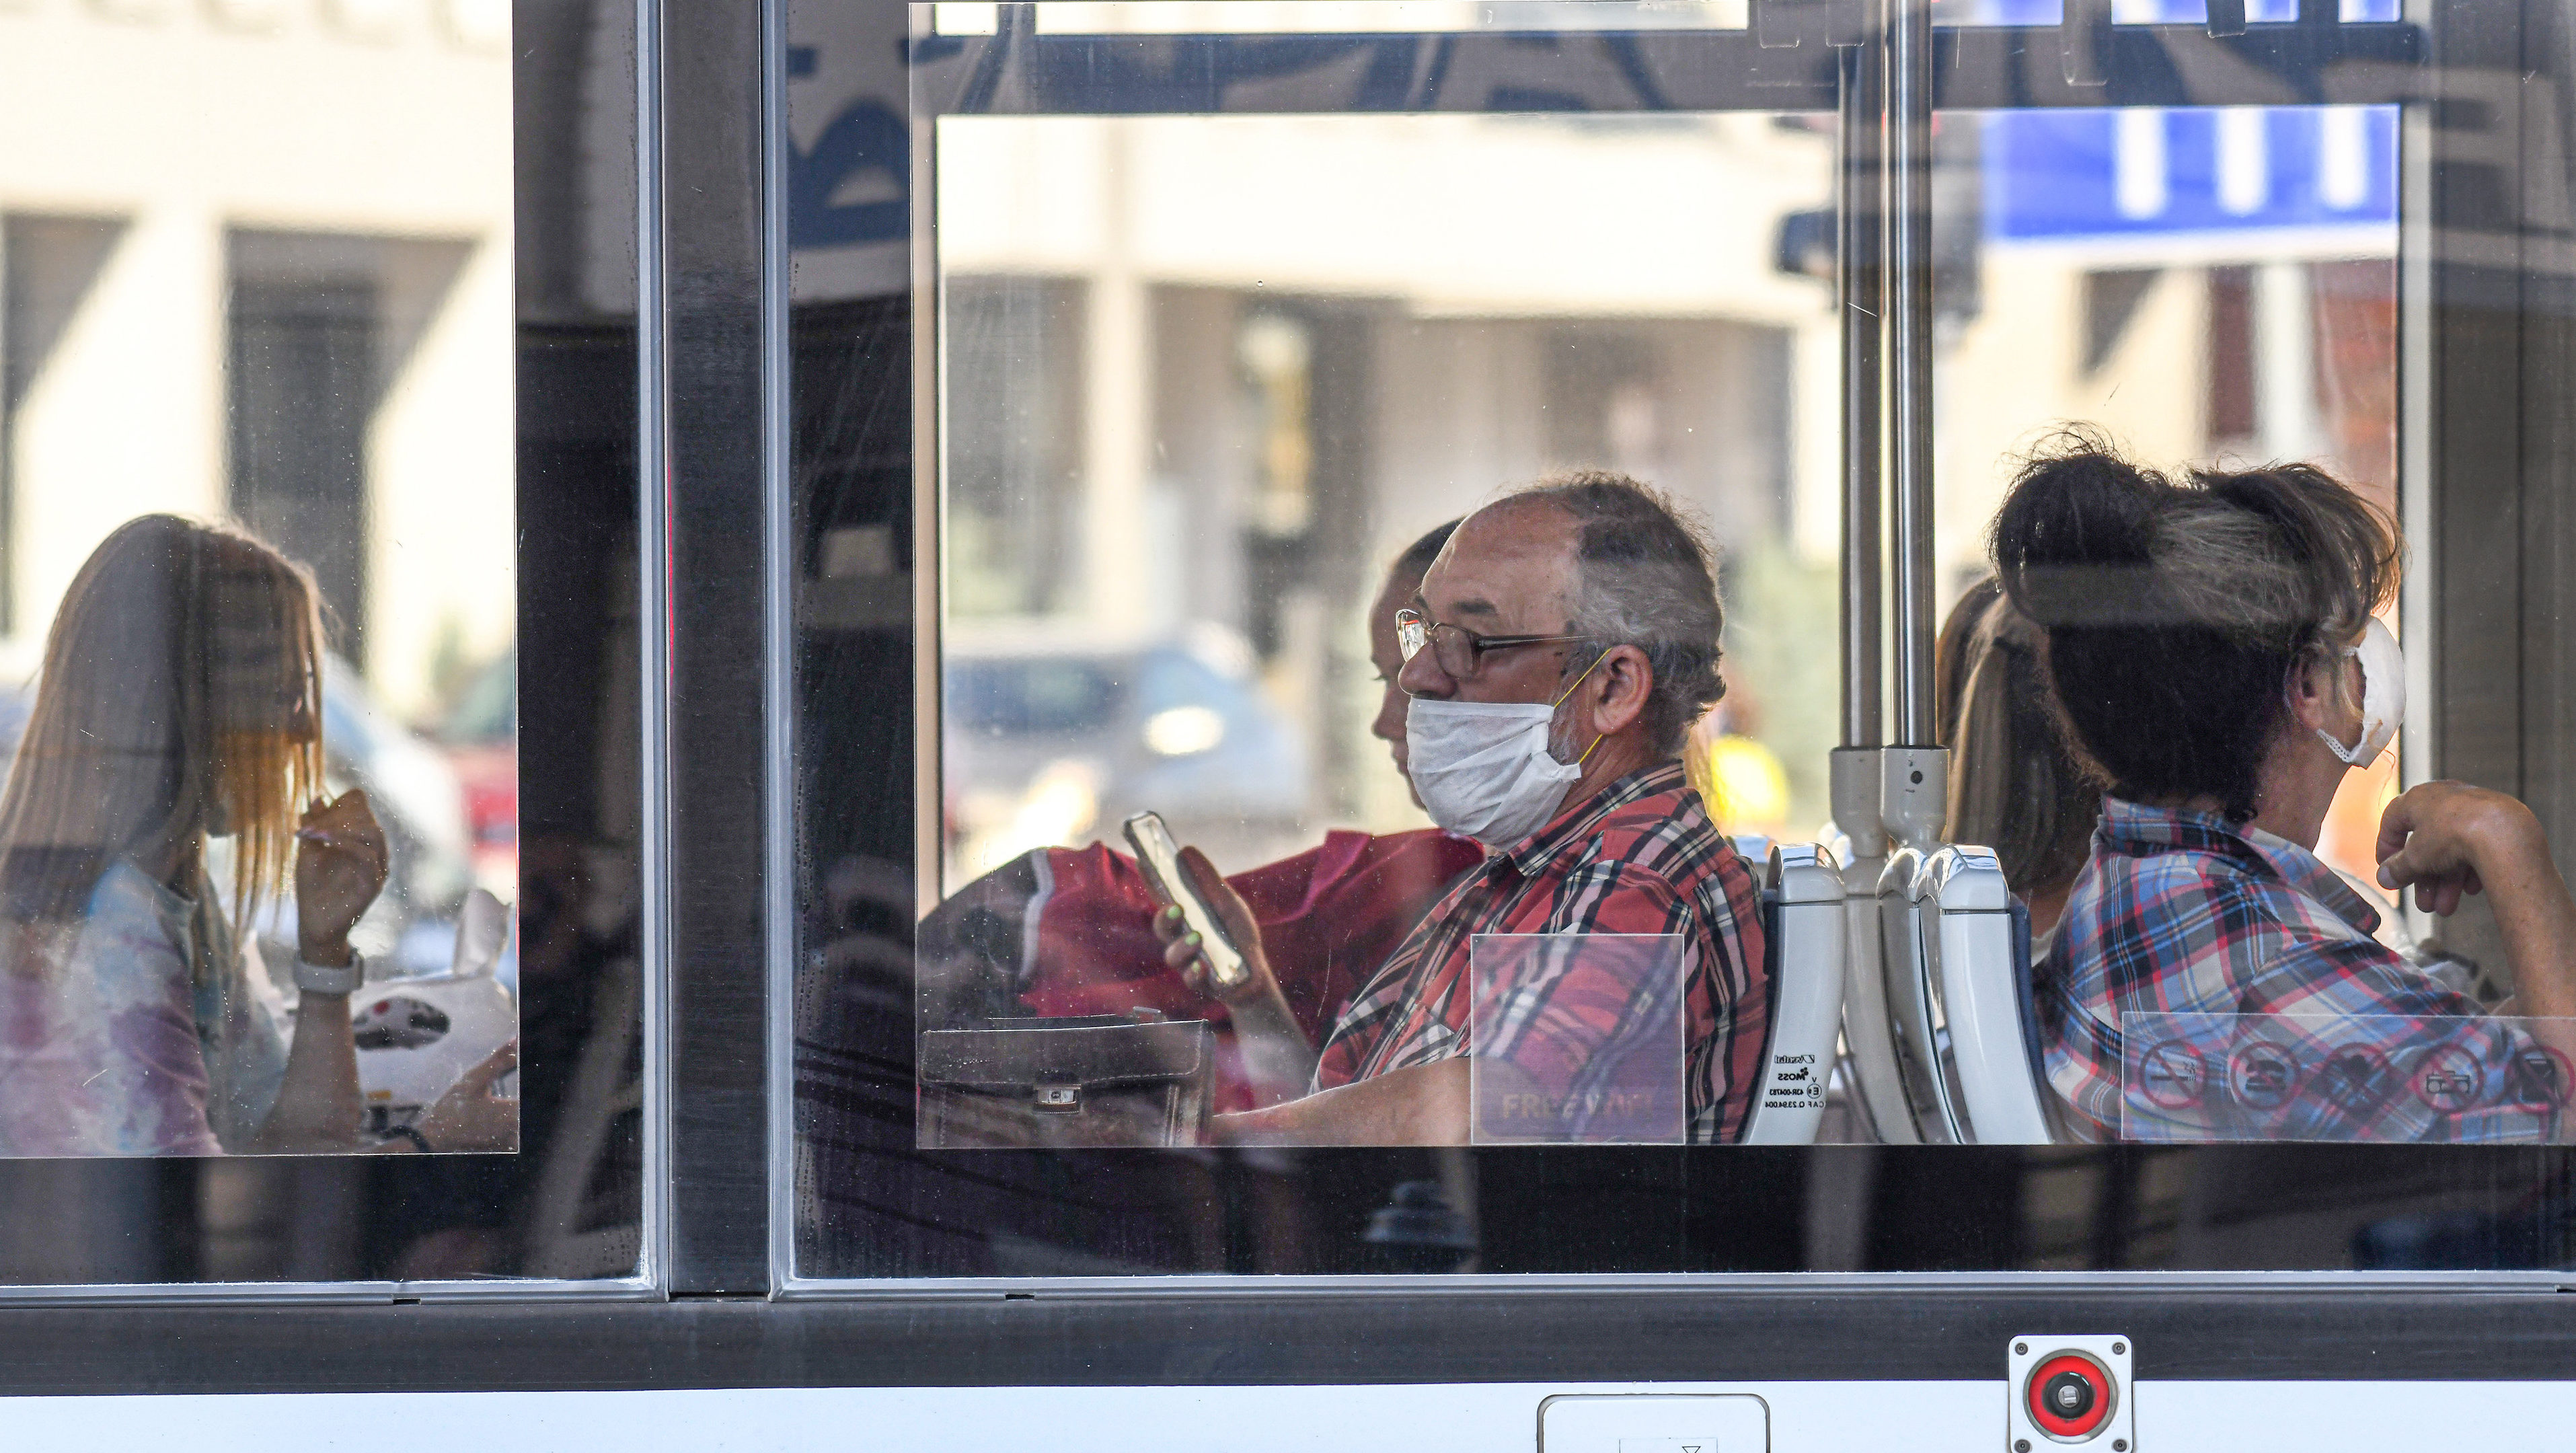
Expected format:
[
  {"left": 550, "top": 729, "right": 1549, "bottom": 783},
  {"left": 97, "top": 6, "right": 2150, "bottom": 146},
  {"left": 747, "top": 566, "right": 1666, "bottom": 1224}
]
[{"left": 15, "top": 0, "right": 2576, "bottom": 1398}]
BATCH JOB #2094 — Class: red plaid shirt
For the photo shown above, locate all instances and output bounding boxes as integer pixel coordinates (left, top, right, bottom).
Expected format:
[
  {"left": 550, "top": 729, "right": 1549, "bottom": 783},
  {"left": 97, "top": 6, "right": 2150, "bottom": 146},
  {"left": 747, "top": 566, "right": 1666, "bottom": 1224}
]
[{"left": 1310, "top": 762, "right": 1769, "bottom": 1143}]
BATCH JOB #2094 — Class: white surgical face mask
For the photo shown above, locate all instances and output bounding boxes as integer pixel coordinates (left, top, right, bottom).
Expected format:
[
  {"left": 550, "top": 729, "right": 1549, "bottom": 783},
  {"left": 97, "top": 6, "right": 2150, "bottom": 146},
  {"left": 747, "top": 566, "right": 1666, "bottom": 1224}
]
[
  {"left": 2314, "top": 617, "right": 2406, "bottom": 768},
  {"left": 1404, "top": 656, "right": 1604, "bottom": 848}
]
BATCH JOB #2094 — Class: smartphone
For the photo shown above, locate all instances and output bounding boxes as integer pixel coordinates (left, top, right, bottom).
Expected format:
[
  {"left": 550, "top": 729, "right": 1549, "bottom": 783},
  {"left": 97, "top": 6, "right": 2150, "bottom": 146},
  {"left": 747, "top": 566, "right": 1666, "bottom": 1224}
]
[{"left": 1121, "top": 811, "right": 1251, "bottom": 994}]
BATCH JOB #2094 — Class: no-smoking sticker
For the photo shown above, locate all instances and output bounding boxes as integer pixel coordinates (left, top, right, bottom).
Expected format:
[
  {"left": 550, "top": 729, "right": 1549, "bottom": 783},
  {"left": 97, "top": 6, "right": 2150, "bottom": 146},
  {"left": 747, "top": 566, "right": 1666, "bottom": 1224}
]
[{"left": 2138, "top": 1040, "right": 2207, "bottom": 1109}]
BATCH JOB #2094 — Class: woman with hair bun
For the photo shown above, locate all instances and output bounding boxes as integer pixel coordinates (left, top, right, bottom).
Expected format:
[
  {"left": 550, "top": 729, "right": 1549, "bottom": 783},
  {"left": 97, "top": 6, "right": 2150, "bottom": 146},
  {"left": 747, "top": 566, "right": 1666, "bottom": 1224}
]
[{"left": 1992, "top": 431, "right": 2576, "bottom": 1142}]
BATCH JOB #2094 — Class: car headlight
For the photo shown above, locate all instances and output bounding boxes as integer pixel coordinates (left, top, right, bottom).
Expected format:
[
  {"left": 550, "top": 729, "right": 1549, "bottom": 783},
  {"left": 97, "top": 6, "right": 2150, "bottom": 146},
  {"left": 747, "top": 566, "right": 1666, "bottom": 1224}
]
[{"left": 1143, "top": 705, "right": 1226, "bottom": 757}]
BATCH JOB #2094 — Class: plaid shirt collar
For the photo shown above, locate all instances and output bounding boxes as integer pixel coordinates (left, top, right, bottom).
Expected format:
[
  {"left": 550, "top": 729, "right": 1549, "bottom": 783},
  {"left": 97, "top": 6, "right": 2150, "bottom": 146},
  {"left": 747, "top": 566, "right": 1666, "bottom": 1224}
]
[
  {"left": 2096, "top": 796, "right": 2380, "bottom": 939},
  {"left": 1499, "top": 760, "right": 1692, "bottom": 879}
]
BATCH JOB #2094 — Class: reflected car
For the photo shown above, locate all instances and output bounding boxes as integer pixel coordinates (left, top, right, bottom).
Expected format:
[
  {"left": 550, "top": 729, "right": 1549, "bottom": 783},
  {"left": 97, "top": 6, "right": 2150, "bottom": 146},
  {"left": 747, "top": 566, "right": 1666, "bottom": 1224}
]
[
  {"left": 435, "top": 648, "right": 519, "bottom": 897},
  {"left": 942, "top": 629, "right": 1312, "bottom": 882}
]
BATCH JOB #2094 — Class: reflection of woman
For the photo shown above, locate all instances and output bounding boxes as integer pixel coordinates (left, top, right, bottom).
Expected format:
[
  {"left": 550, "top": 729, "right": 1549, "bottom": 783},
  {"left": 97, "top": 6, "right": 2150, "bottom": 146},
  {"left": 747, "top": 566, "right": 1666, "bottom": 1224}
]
[
  {"left": 1992, "top": 437, "right": 2576, "bottom": 1142},
  {"left": 0, "top": 515, "right": 389, "bottom": 1156}
]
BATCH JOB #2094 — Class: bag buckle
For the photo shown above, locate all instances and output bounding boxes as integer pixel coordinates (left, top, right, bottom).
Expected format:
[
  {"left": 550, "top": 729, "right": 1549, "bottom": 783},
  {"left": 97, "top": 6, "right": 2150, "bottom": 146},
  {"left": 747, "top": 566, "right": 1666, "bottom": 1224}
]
[{"left": 1033, "top": 1084, "right": 1082, "bottom": 1112}]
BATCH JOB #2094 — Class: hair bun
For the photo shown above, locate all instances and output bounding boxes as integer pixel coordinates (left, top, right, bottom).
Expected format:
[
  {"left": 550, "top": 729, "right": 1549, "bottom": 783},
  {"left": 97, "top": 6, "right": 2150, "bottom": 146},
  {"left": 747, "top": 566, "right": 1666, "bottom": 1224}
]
[
  {"left": 1979, "top": 431, "right": 2399, "bottom": 823},
  {"left": 1989, "top": 431, "right": 2170, "bottom": 628}
]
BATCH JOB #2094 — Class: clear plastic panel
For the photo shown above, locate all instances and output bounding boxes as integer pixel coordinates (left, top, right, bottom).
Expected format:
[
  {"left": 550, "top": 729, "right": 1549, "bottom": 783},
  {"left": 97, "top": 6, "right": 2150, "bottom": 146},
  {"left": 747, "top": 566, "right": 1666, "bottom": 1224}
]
[
  {"left": 2119, "top": 1013, "right": 2576, "bottom": 1143},
  {"left": 1468, "top": 934, "right": 1688, "bottom": 1146}
]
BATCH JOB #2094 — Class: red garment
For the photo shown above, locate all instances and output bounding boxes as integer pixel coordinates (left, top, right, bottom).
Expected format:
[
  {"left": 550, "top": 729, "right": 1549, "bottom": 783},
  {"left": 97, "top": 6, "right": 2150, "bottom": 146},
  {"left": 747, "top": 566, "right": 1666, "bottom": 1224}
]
[{"left": 1018, "top": 829, "right": 1484, "bottom": 1113}]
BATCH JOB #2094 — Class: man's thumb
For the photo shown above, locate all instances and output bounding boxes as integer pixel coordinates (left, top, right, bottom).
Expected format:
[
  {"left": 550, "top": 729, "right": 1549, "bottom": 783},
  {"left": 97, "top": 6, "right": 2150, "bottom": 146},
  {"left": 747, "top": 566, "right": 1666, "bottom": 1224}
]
[{"left": 2376, "top": 848, "right": 2419, "bottom": 890}]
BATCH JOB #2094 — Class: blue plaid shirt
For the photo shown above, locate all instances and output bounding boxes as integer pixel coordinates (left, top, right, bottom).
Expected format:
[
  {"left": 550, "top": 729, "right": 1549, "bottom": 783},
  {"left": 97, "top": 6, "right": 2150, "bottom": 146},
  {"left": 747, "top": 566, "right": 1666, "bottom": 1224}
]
[{"left": 2045, "top": 798, "right": 2555, "bottom": 1143}]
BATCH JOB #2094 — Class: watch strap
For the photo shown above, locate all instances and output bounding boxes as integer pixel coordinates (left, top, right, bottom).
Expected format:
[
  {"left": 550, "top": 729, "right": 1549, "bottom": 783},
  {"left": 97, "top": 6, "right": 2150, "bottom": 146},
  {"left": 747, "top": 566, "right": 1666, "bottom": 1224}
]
[{"left": 294, "top": 951, "right": 365, "bottom": 995}]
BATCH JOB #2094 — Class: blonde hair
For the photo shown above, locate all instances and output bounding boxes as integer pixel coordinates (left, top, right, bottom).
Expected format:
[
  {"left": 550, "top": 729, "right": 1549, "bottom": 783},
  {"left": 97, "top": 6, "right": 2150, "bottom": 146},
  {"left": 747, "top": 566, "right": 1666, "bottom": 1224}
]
[
  {"left": 1935, "top": 578, "right": 2096, "bottom": 899},
  {"left": 0, "top": 515, "right": 324, "bottom": 962}
]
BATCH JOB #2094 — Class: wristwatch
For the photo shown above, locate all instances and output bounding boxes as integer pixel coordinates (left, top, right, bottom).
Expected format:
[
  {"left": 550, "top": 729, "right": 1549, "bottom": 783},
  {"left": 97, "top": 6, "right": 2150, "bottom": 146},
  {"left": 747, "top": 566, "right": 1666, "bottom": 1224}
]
[{"left": 293, "top": 951, "right": 365, "bottom": 996}]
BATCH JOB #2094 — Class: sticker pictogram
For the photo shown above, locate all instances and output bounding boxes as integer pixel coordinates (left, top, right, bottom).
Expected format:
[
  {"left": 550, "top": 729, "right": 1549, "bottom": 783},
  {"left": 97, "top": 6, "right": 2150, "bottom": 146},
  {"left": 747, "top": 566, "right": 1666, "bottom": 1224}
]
[
  {"left": 2313, "top": 1042, "right": 2395, "bottom": 1115},
  {"left": 2228, "top": 1039, "right": 2301, "bottom": 1111},
  {"left": 2509, "top": 1044, "right": 2574, "bottom": 1112},
  {"left": 2137, "top": 1039, "right": 2207, "bottom": 1110},
  {"left": 2411, "top": 1041, "right": 2483, "bottom": 1115}
]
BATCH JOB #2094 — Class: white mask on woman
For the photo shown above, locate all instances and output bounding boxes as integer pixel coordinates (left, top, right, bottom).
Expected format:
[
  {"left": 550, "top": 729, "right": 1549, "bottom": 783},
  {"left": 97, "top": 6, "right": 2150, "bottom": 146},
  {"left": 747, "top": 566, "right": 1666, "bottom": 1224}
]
[
  {"left": 2315, "top": 617, "right": 2405, "bottom": 767},
  {"left": 1404, "top": 655, "right": 1605, "bottom": 848}
]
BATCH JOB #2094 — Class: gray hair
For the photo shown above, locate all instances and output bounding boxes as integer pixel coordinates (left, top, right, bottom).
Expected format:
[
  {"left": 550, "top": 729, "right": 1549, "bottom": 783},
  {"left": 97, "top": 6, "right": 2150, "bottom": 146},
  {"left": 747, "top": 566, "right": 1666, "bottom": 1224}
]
[{"left": 1505, "top": 470, "right": 1726, "bottom": 757}]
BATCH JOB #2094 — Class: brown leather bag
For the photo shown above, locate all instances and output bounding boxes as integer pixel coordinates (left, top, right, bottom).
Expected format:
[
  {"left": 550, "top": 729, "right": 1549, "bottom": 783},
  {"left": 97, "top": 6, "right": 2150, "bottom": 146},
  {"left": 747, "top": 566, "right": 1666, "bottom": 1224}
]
[{"left": 917, "top": 1015, "right": 1215, "bottom": 1148}]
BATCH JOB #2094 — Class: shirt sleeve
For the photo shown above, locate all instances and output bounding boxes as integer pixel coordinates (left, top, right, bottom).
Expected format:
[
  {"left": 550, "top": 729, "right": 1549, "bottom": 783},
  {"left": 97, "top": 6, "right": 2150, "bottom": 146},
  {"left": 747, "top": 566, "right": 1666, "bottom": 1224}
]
[{"left": 83, "top": 897, "right": 223, "bottom": 1156}]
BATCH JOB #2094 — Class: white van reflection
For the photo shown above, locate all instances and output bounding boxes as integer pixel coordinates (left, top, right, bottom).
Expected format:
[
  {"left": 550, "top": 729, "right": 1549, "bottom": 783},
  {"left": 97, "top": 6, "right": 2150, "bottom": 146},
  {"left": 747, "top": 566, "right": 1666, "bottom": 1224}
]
[{"left": 943, "top": 625, "right": 1312, "bottom": 885}]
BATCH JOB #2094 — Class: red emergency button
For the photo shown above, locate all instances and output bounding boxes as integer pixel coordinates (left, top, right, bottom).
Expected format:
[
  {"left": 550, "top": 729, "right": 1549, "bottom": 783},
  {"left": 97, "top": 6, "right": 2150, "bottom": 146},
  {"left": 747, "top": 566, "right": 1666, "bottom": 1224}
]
[{"left": 2027, "top": 1352, "right": 2114, "bottom": 1440}]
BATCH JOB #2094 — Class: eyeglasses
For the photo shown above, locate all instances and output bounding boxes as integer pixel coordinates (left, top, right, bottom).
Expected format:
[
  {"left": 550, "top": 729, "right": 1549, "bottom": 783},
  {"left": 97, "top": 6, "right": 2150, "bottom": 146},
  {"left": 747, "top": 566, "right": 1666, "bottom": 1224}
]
[{"left": 1394, "top": 607, "right": 1585, "bottom": 679}]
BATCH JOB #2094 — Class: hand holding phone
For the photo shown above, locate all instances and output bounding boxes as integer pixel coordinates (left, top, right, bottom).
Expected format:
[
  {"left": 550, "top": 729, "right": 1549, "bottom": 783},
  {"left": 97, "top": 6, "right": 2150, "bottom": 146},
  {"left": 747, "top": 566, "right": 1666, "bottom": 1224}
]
[{"left": 1123, "top": 812, "right": 1252, "bottom": 994}]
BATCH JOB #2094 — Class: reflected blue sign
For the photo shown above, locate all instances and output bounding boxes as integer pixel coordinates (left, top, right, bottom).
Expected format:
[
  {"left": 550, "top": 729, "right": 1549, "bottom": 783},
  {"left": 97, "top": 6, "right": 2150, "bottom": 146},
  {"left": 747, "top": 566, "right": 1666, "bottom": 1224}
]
[
  {"left": 1985, "top": 105, "right": 2397, "bottom": 241},
  {"left": 1980, "top": 0, "right": 2402, "bottom": 241}
]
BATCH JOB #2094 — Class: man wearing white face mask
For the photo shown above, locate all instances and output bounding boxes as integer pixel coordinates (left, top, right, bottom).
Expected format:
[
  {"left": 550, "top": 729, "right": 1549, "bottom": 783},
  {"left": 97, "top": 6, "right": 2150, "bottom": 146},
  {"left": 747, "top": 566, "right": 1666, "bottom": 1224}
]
[
  {"left": 1992, "top": 436, "right": 2576, "bottom": 1143},
  {"left": 1162, "top": 472, "right": 1768, "bottom": 1146}
]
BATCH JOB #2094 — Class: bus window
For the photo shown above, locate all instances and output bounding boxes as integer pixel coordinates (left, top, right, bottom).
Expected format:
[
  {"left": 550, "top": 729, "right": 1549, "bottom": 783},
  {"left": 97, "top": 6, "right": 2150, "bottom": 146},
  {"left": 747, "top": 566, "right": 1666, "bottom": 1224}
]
[
  {"left": 0, "top": 0, "right": 642, "bottom": 1288},
  {"left": 791, "top": 0, "right": 1852, "bottom": 1279},
  {"left": 788, "top": 0, "right": 2576, "bottom": 1281}
]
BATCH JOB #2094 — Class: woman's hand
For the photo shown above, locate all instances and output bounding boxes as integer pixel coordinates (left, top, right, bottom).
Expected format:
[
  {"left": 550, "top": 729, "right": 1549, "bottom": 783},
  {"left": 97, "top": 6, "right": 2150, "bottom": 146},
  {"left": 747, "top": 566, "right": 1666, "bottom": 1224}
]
[
  {"left": 2374, "top": 780, "right": 2539, "bottom": 916},
  {"left": 1149, "top": 845, "right": 1279, "bottom": 1006},
  {"left": 295, "top": 788, "right": 389, "bottom": 966}
]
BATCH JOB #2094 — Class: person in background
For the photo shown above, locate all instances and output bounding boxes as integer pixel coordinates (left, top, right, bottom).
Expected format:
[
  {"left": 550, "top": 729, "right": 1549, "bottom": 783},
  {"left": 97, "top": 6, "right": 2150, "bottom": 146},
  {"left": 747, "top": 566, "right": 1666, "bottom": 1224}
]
[
  {"left": 1992, "top": 433, "right": 2576, "bottom": 1142},
  {"left": 1932, "top": 576, "right": 2097, "bottom": 942},
  {"left": 0, "top": 515, "right": 388, "bottom": 1156},
  {"left": 911, "top": 520, "right": 1483, "bottom": 1110},
  {"left": 1161, "top": 472, "right": 1768, "bottom": 1146}
]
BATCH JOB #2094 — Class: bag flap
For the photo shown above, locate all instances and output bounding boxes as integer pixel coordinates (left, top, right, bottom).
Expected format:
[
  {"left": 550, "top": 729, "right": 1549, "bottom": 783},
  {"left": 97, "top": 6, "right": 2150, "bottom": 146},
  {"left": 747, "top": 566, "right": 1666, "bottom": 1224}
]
[{"left": 920, "top": 1018, "right": 1213, "bottom": 1090}]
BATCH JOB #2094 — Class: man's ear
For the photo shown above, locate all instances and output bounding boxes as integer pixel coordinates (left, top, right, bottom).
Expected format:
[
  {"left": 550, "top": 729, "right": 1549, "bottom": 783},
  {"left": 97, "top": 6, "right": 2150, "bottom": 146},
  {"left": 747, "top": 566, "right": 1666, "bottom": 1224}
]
[
  {"left": 1587, "top": 644, "right": 1655, "bottom": 735},
  {"left": 2283, "top": 649, "right": 2337, "bottom": 733}
]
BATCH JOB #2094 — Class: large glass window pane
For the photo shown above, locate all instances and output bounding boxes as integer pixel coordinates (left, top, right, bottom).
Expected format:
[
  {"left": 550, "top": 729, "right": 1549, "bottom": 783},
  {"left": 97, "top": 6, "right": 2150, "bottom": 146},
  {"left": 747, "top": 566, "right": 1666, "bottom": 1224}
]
[
  {"left": 790, "top": 0, "right": 2576, "bottom": 1280},
  {"left": 0, "top": 0, "right": 643, "bottom": 1286},
  {"left": 794, "top": 2, "right": 1842, "bottom": 1279},
  {"left": 1913, "top": 0, "right": 2576, "bottom": 1264}
]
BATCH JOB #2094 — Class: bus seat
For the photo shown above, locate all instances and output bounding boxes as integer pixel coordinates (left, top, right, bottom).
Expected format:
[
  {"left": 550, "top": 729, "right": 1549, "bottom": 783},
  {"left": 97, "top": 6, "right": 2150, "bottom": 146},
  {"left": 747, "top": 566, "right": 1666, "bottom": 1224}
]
[
  {"left": 1874, "top": 845, "right": 2056, "bottom": 1145},
  {"left": 1739, "top": 842, "right": 1848, "bottom": 1145},
  {"left": 1874, "top": 845, "right": 1948, "bottom": 1142},
  {"left": 1823, "top": 824, "right": 1916, "bottom": 1145}
]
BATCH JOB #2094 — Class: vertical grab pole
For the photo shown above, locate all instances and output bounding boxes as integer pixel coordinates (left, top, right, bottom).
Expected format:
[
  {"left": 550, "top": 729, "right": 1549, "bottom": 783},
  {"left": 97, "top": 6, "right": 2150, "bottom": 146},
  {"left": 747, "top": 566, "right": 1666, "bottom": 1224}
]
[
  {"left": 1836, "top": 32, "right": 1885, "bottom": 768},
  {"left": 1865, "top": 0, "right": 1950, "bottom": 1147},
  {"left": 1827, "top": 0, "right": 1922, "bottom": 1146},
  {"left": 1881, "top": 0, "right": 1946, "bottom": 849}
]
